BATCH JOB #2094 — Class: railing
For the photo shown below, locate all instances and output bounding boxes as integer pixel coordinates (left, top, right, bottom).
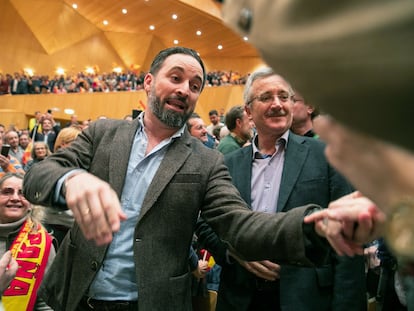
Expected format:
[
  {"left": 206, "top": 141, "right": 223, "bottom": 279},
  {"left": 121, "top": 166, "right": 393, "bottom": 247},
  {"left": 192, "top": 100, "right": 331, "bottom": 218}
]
[{"left": 0, "top": 85, "right": 245, "bottom": 129}]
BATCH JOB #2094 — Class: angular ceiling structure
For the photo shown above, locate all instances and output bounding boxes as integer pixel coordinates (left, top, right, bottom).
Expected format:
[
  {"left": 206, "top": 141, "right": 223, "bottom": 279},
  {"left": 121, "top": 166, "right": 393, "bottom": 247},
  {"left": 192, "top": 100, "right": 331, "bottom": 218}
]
[{"left": 1, "top": 0, "right": 260, "bottom": 75}]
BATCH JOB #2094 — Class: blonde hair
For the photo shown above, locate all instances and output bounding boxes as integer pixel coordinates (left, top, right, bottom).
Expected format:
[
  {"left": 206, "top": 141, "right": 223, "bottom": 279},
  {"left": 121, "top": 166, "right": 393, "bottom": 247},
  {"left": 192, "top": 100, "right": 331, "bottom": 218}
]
[
  {"left": 31, "top": 141, "right": 52, "bottom": 159},
  {"left": 54, "top": 126, "right": 81, "bottom": 151}
]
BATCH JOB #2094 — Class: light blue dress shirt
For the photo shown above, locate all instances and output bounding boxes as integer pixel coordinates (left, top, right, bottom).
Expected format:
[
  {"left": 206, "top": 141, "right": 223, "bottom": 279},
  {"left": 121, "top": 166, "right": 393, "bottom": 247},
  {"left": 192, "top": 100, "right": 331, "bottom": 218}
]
[{"left": 250, "top": 131, "right": 289, "bottom": 214}]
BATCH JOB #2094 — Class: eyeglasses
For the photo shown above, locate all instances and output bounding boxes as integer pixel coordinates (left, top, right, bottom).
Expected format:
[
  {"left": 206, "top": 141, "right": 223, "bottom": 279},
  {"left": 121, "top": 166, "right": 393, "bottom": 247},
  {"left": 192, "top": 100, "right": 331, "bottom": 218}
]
[
  {"left": 0, "top": 187, "right": 25, "bottom": 199},
  {"left": 247, "top": 91, "right": 292, "bottom": 106}
]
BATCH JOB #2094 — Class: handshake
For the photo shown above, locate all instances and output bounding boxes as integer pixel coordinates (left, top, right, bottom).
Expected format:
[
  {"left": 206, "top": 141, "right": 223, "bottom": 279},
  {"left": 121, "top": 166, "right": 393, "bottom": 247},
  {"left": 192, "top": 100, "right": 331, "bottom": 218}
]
[{"left": 304, "top": 191, "right": 386, "bottom": 257}]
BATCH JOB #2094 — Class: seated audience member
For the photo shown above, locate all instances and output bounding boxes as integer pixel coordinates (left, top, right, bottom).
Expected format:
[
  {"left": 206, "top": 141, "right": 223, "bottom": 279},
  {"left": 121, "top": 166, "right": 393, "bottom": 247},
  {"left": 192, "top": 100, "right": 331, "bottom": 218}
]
[
  {"left": 5, "top": 131, "right": 24, "bottom": 164},
  {"left": 0, "top": 74, "right": 10, "bottom": 95},
  {"left": 65, "top": 114, "right": 79, "bottom": 128},
  {"left": 53, "top": 127, "right": 82, "bottom": 152},
  {"left": 187, "top": 113, "right": 209, "bottom": 145},
  {"left": 28, "top": 111, "right": 42, "bottom": 133},
  {"left": 31, "top": 114, "right": 60, "bottom": 152},
  {"left": 24, "top": 142, "right": 51, "bottom": 173},
  {"left": 186, "top": 113, "right": 222, "bottom": 296},
  {"left": 0, "top": 173, "right": 55, "bottom": 310},
  {"left": 217, "top": 105, "right": 253, "bottom": 154},
  {"left": 290, "top": 90, "right": 319, "bottom": 138},
  {"left": 18, "top": 133, "right": 31, "bottom": 151},
  {"left": 206, "top": 109, "right": 224, "bottom": 137},
  {"left": 43, "top": 127, "right": 82, "bottom": 246},
  {"left": 212, "top": 125, "right": 224, "bottom": 143},
  {"left": 0, "top": 125, "right": 4, "bottom": 139},
  {"left": 219, "top": 126, "right": 230, "bottom": 140},
  {"left": 81, "top": 119, "right": 90, "bottom": 130},
  {"left": 0, "top": 139, "right": 25, "bottom": 178}
]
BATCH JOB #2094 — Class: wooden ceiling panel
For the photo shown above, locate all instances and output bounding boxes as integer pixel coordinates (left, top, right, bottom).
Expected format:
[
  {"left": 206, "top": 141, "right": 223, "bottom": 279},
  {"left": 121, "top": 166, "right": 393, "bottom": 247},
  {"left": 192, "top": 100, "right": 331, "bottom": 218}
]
[
  {"left": 60, "top": 0, "right": 259, "bottom": 57},
  {"left": 11, "top": 0, "right": 101, "bottom": 55},
  {"left": 103, "top": 32, "right": 156, "bottom": 69},
  {"left": 1, "top": 0, "right": 261, "bottom": 75}
]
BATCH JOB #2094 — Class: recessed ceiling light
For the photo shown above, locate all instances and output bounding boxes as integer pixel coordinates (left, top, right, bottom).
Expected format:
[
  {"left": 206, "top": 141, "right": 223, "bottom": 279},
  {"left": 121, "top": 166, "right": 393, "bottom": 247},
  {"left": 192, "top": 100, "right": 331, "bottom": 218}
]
[
  {"left": 173, "top": 39, "right": 179, "bottom": 45},
  {"left": 122, "top": 8, "right": 128, "bottom": 14},
  {"left": 149, "top": 25, "right": 155, "bottom": 30},
  {"left": 196, "top": 30, "right": 202, "bottom": 36},
  {"left": 56, "top": 68, "right": 65, "bottom": 75},
  {"left": 103, "top": 20, "right": 109, "bottom": 26},
  {"left": 64, "top": 108, "right": 75, "bottom": 115},
  {"left": 72, "top": 3, "right": 78, "bottom": 9},
  {"left": 172, "top": 14, "right": 178, "bottom": 20},
  {"left": 217, "top": 45, "right": 223, "bottom": 50}
]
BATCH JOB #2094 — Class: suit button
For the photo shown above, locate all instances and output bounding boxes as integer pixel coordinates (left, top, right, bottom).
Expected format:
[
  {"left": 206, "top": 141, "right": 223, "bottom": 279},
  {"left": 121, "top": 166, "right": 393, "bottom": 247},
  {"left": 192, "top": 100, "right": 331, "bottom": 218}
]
[
  {"left": 237, "top": 7, "right": 252, "bottom": 33},
  {"left": 91, "top": 261, "right": 99, "bottom": 271}
]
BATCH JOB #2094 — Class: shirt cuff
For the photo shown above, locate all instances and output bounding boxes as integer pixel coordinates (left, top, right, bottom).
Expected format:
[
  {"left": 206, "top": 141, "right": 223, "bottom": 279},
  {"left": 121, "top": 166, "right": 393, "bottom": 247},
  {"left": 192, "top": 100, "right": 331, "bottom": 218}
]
[{"left": 54, "top": 169, "right": 86, "bottom": 205}]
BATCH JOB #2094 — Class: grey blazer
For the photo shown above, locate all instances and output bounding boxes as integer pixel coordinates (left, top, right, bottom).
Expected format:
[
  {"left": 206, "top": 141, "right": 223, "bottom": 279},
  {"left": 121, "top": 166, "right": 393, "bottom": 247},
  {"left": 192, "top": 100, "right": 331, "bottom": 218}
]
[{"left": 23, "top": 118, "right": 327, "bottom": 311}]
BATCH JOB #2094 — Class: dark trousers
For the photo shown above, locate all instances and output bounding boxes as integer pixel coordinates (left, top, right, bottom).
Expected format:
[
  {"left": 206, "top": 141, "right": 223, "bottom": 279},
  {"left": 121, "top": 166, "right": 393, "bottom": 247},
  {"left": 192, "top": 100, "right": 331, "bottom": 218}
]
[{"left": 247, "top": 280, "right": 280, "bottom": 311}]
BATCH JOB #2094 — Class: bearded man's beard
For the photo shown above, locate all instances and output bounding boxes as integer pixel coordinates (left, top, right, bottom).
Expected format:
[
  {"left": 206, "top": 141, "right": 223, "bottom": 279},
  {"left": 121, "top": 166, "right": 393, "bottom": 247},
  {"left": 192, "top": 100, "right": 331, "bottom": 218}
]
[{"left": 148, "top": 88, "right": 193, "bottom": 128}]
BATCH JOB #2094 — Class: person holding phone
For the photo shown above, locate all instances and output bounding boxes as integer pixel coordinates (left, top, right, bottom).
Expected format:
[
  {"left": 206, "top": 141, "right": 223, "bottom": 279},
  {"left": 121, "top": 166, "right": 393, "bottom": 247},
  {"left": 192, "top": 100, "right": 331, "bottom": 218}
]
[
  {"left": 31, "top": 113, "right": 61, "bottom": 153},
  {"left": 0, "top": 139, "right": 24, "bottom": 178}
]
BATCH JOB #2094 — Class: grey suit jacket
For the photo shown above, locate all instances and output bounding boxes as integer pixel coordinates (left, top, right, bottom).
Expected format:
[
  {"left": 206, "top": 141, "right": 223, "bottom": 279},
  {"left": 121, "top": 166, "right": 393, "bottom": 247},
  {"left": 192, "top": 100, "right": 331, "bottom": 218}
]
[
  {"left": 23, "top": 118, "right": 327, "bottom": 311},
  {"left": 197, "top": 132, "right": 366, "bottom": 311}
]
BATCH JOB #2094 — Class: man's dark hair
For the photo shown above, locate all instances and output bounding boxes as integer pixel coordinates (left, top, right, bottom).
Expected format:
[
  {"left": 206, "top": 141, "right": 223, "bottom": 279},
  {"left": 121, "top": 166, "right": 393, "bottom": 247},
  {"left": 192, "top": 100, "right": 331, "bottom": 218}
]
[
  {"left": 149, "top": 47, "right": 206, "bottom": 91},
  {"left": 208, "top": 109, "right": 218, "bottom": 116},
  {"left": 186, "top": 113, "right": 201, "bottom": 131},
  {"left": 225, "top": 105, "right": 244, "bottom": 131}
]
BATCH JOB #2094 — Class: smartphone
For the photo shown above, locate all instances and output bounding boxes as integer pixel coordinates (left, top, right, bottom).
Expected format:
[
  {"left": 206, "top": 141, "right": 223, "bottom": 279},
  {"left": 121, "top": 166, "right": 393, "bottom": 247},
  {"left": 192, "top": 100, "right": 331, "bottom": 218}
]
[{"left": 1, "top": 144, "right": 10, "bottom": 157}]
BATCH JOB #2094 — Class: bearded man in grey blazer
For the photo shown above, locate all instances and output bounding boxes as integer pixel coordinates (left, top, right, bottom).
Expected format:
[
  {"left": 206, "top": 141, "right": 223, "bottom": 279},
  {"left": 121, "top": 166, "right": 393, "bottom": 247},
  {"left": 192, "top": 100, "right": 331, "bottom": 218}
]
[{"left": 23, "top": 47, "right": 356, "bottom": 311}]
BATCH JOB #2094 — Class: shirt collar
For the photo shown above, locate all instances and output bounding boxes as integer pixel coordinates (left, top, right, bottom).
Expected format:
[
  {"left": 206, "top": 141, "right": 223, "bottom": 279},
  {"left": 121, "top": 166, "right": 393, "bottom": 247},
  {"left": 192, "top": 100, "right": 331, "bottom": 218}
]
[
  {"left": 138, "top": 111, "right": 185, "bottom": 140},
  {"left": 252, "top": 130, "right": 289, "bottom": 160}
]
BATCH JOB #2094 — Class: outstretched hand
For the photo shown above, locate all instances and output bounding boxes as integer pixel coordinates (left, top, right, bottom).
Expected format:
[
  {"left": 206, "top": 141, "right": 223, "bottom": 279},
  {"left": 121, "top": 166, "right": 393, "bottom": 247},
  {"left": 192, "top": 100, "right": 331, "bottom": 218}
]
[
  {"left": 304, "top": 191, "right": 386, "bottom": 256},
  {"left": 65, "top": 172, "right": 127, "bottom": 245}
]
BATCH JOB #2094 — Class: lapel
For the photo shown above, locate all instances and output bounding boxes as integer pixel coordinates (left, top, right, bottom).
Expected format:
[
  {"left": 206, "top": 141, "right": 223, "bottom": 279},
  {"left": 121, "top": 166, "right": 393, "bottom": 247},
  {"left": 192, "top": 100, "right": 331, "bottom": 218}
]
[
  {"left": 277, "top": 132, "right": 309, "bottom": 212},
  {"left": 226, "top": 145, "right": 253, "bottom": 206},
  {"left": 109, "top": 119, "right": 139, "bottom": 196},
  {"left": 138, "top": 131, "right": 193, "bottom": 221}
]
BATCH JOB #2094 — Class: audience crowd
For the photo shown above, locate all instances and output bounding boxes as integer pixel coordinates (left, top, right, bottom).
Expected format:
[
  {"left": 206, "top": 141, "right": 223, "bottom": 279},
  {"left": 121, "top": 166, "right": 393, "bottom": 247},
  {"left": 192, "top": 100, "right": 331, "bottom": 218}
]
[{"left": 0, "top": 70, "right": 248, "bottom": 95}]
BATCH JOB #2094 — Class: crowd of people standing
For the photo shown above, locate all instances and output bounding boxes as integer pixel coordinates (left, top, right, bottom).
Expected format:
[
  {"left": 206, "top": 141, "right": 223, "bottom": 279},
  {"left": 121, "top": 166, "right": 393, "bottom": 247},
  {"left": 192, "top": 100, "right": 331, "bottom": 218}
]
[{"left": 0, "top": 70, "right": 248, "bottom": 96}]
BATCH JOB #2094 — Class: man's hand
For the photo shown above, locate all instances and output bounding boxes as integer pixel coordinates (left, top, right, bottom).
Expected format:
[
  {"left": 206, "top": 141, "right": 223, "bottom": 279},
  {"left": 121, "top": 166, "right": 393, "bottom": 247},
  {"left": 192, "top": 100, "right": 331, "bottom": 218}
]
[
  {"left": 230, "top": 251, "right": 280, "bottom": 281},
  {"left": 65, "top": 172, "right": 127, "bottom": 245},
  {"left": 192, "top": 259, "right": 209, "bottom": 279},
  {"left": 305, "top": 191, "right": 386, "bottom": 256},
  {"left": 0, "top": 251, "right": 18, "bottom": 294}
]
